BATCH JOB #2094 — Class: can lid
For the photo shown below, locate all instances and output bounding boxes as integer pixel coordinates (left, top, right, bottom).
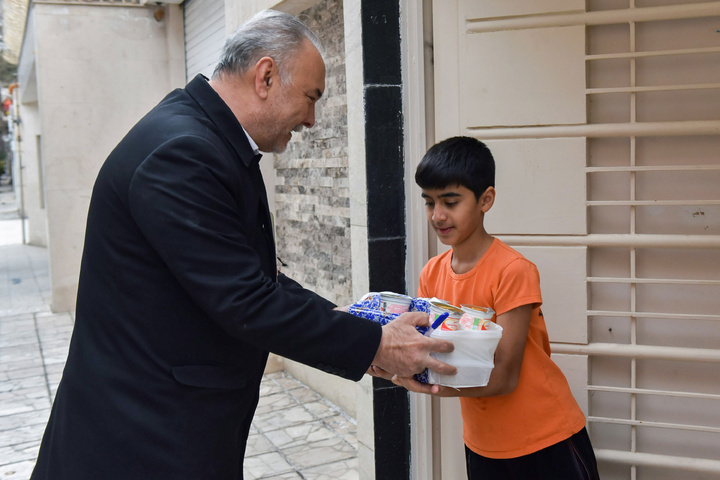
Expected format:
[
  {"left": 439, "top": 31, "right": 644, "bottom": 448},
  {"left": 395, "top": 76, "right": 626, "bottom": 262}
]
[
  {"left": 461, "top": 305, "right": 495, "bottom": 316},
  {"left": 430, "top": 301, "right": 464, "bottom": 315},
  {"left": 380, "top": 291, "right": 412, "bottom": 305},
  {"left": 380, "top": 291, "right": 411, "bottom": 299}
]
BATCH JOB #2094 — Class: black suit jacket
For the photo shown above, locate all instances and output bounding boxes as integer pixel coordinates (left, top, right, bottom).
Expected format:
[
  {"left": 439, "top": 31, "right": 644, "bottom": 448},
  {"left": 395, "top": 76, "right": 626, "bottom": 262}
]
[{"left": 31, "top": 75, "right": 381, "bottom": 480}]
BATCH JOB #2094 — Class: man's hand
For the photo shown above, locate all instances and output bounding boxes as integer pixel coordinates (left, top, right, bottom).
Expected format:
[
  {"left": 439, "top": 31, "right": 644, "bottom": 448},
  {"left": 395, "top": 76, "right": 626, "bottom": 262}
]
[{"left": 371, "top": 312, "right": 457, "bottom": 378}]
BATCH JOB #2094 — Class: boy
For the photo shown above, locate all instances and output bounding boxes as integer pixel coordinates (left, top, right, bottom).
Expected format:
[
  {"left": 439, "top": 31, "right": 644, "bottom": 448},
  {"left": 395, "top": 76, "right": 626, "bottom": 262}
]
[{"left": 392, "top": 136, "right": 599, "bottom": 479}]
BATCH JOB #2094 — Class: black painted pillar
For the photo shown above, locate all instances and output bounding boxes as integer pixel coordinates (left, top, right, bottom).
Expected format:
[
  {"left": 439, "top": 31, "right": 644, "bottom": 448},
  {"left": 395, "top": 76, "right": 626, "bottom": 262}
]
[{"left": 360, "top": 1, "right": 412, "bottom": 478}]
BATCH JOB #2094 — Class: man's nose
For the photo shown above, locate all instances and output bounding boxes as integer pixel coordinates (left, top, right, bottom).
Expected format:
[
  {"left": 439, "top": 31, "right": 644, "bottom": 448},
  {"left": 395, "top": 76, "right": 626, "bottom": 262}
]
[{"left": 303, "top": 104, "right": 316, "bottom": 128}]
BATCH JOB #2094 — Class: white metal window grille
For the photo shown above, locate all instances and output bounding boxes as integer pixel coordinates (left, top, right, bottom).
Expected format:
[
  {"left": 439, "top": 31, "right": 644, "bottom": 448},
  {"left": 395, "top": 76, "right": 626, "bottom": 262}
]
[
  {"left": 579, "top": 3, "right": 720, "bottom": 479},
  {"left": 463, "top": 1, "right": 720, "bottom": 478}
]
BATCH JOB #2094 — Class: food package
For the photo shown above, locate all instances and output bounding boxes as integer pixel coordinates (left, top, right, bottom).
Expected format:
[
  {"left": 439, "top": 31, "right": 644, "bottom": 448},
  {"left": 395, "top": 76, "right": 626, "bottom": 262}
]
[
  {"left": 424, "top": 322, "right": 503, "bottom": 387},
  {"left": 348, "top": 293, "right": 502, "bottom": 386}
]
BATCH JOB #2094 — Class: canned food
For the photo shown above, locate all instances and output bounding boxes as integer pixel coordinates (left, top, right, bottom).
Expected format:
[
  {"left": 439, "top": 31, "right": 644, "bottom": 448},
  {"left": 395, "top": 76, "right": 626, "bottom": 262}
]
[
  {"left": 460, "top": 305, "right": 495, "bottom": 331},
  {"left": 379, "top": 291, "right": 412, "bottom": 314},
  {"left": 429, "top": 301, "right": 464, "bottom": 331}
]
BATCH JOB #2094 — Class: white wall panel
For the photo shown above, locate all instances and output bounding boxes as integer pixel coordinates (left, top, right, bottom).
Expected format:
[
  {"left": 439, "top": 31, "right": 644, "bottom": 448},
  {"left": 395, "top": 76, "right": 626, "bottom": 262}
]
[
  {"left": 552, "top": 353, "right": 590, "bottom": 416},
  {"left": 485, "top": 138, "right": 587, "bottom": 235},
  {"left": 462, "top": 26, "right": 586, "bottom": 127},
  {"left": 516, "top": 246, "right": 588, "bottom": 344}
]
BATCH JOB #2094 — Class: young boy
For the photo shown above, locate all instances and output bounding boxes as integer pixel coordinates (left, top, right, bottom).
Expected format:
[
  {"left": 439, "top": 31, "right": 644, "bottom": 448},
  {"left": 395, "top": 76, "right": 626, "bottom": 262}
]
[{"left": 395, "top": 136, "right": 599, "bottom": 479}]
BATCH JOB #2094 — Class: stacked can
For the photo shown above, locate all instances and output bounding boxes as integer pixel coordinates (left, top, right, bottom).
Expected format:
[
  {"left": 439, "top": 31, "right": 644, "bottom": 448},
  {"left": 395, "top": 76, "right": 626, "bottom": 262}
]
[
  {"left": 429, "top": 301, "right": 465, "bottom": 331},
  {"left": 459, "top": 305, "right": 495, "bottom": 331}
]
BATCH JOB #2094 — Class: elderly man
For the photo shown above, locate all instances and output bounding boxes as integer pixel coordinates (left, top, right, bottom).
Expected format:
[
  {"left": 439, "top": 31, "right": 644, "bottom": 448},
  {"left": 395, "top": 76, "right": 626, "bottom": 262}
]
[{"left": 30, "top": 9, "right": 454, "bottom": 480}]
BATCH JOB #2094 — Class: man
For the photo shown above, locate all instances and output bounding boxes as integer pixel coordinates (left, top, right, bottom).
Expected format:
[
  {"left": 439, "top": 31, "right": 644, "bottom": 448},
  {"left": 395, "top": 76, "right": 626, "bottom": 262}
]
[{"left": 30, "top": 9, "right": 455, "bottom": 480}]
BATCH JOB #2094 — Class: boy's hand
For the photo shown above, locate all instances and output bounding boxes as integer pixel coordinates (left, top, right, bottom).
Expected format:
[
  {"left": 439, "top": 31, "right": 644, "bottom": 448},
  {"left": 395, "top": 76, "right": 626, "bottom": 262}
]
[
  {"left": 371, "top": 312, "right": 457, "bottom": 378},
  {"left": 391, "top": 374, "right": 441, "bottom": 394},
  {"left": 391, "top": 375, "right": 461, "bottom": 397}
]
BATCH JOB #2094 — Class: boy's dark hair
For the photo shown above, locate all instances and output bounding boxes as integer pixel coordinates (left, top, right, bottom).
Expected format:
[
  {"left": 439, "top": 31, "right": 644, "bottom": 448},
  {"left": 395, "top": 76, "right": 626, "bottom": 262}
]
[{"left": 415, "top": 136, "right": 495, "bottom": 200}]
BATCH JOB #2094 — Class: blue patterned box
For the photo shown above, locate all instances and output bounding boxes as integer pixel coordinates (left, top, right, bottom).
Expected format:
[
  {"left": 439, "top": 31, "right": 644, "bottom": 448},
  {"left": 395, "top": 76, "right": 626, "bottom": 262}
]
[{"left": 348, "top": 293, "right": 433, "bottom": 383}]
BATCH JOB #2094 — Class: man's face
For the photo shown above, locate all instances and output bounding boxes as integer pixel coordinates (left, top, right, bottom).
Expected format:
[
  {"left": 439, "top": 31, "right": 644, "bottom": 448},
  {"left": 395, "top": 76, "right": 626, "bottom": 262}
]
[{"left": 262, "top": 41, "right": 325, "bottom": 153}]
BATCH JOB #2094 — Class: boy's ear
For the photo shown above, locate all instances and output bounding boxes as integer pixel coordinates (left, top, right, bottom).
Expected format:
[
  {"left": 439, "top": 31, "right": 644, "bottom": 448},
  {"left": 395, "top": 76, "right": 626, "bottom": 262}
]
[{"left": 480, "top": 187, "right": 495, "bottom": 213}]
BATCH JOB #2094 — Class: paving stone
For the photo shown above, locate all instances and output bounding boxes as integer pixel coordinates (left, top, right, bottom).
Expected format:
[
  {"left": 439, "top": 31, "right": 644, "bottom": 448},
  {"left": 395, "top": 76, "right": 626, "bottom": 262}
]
[{"left": 282, "top": 435, "right": 356, "bottom": 470}]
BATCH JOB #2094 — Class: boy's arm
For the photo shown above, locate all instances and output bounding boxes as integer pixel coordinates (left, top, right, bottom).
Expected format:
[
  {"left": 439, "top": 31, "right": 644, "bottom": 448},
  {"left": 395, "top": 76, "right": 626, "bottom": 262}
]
[{"left": 391, "top": 303, "right": 532, "bottom": 397}]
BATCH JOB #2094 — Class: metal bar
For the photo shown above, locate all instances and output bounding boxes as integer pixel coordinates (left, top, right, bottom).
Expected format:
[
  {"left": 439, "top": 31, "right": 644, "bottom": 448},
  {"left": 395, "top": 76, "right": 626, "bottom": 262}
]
[
  {"left": 587, "top": 165, "right": 720, "bottom": 173},
  {"left": 629, "top": 18, "right": 639, "bottom": 479},
  {"left": 466, "top": 120, "right": 720, "bottom": 139},
  {"left": 34, "top": 0, "right": 144, "bottom": 5},
  {"left": 588, "top": 385, "right": 720, "bottom": 401},
  {"left": 587, "top": 46, "right": 720, "bottom": 61},
  {"left": 466, "top": 3, "right": 720, "bottom": 33},
  {"left": 551, "top": 342, "right": 720, "bottom": 362},
  {"left": 588, "top": 310, "right": 720, "bottom": 321},
  {"left": 497, "top": 234, "right": 720, "bottom": 249},
  {"left": 588, "top": 277, "right": 720, "bottom": 286},
  {"left": 595, "top": 449, "right": 720, "bottom": 473},
  {"left": 588, "top": 199, "right": 720, "bottom": 206},
  {"left": 587, "top": 83, "right": 720, "bottom": 95},
  {"left": 589, "top": 416, "right": 720, "bottom": 434}
]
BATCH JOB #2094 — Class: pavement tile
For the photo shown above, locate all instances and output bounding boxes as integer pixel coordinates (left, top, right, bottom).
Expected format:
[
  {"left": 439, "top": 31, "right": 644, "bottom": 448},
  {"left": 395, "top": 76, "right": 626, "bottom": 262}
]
[
  {"left": 245, "top": 432, "right": 276, "bottom": 457},
  {"left": 0, "top": 423, "right": 48, "bottom": 447},
  {"left": 0, "top": 460, "right": 37, "bottom": 479},
  {"left": 253, "top": 403, "right": 317, "bottom": 433},
  {"left": 0, "top": 410, "right": 51, "bottom": 431},
  {"left": 0, "top": 440, "right": 42, "bottom": 464},
  {"left": 255, "top": 391, "right": 299, "bottom": 416},
  {"left": 263, "top": 420, "right": 337, "bottom": 450},
  {"left": 282, "top": 435, "right": 356, "bottom": 470},
  {"left": 300, "top": 457, "right": 359, "bottom": 480},
  {"left": 243, "top": 451, "right": 295, "bottom": 479}
]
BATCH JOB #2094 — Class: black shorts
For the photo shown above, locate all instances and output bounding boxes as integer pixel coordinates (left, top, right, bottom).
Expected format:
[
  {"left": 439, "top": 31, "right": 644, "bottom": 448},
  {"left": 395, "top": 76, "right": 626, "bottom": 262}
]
[{"left": 465, "top": 428, "right": 600, "bottom": 480}]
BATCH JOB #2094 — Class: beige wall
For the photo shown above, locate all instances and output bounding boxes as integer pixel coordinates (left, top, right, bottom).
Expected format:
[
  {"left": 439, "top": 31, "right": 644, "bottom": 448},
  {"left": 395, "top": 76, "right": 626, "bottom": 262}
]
[{"left": 24, "top": 3, "right": 185, "bottom": 312}]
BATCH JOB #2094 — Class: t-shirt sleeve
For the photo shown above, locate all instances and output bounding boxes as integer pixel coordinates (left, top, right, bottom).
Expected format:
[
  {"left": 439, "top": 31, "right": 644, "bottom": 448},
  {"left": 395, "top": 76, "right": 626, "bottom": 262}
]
[
  {"left": 493, "top": 258, "right": 543, "bottom": 316},
  {"left": 418, "top": 265, "right": 429, "bottom": 298}
]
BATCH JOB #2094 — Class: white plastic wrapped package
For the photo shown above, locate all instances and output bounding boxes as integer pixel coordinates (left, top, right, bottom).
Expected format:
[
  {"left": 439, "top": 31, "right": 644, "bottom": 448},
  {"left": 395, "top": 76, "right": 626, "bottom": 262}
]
[{"left": 426, "top": 322, "right": 503, "bottom": 387}]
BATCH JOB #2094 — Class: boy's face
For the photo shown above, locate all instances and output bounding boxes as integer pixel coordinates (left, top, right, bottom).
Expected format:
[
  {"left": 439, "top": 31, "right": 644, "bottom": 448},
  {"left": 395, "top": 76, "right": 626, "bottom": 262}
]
[{"left": 421, "top": 185, "right": 493, "bottom": 248}]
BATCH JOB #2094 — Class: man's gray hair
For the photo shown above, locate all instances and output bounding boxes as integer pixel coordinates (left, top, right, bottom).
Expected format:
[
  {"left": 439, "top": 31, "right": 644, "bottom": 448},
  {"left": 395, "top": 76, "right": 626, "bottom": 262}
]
[{"left": 212, "top": 9, "right": 324, "bottom": 84}]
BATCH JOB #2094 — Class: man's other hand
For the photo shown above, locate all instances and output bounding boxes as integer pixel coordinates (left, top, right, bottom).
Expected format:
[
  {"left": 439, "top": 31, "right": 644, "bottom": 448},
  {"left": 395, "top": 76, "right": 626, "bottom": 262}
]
[{"left": 371, "top": 312, "right": 457, "bottom": 378}]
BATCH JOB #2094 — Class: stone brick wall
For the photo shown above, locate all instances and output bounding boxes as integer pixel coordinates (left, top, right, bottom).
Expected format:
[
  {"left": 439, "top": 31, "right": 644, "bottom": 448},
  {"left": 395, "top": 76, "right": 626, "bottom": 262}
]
[{"left": 274, "top": 0, "right": 353, "bottom": 306}]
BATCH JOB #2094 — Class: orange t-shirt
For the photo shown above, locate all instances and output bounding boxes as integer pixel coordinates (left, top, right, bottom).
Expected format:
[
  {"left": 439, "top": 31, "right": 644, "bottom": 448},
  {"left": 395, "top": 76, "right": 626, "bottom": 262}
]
[{"left": 418, "top": 238, "right": 586, "bottom": 459}]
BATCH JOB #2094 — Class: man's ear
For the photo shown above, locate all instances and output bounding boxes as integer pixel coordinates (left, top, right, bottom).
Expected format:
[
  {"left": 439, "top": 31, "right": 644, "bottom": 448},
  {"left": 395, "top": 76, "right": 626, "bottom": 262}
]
[
  {"left": 480, "top": 187, "right": 496, "bottom": 213},
  {"left": 254, "top": 56, "right": 275, "bottom": 100}
]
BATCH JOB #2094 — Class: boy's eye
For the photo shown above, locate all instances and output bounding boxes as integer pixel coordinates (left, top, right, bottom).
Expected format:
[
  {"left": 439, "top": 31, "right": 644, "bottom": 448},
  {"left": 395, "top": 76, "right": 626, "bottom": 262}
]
[{"left": 445, "top": 202, "right": 457, "bottom": 207}]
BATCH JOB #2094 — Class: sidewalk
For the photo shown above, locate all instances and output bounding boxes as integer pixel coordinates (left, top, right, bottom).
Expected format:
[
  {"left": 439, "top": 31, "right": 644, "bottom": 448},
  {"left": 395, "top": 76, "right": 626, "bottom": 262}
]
[{"left": 0, "top": 187, "right": 359, "bottom": 479}]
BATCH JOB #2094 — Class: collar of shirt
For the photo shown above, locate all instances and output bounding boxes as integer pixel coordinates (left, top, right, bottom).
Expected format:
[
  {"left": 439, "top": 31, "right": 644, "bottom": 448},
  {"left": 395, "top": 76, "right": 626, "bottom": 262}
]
[{"left": 241, "top": 126, "right": 260, "bottom": 156}]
